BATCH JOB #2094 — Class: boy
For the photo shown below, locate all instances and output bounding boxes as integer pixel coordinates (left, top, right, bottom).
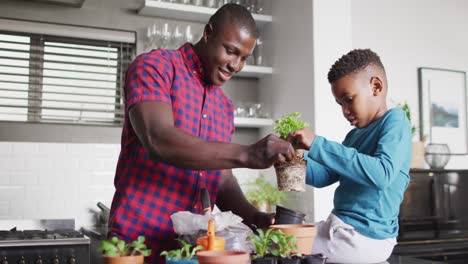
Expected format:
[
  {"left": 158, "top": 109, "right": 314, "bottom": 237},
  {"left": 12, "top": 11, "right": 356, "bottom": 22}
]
[{"left": 288, "top": 49, "right": 411, "bottom": 263}]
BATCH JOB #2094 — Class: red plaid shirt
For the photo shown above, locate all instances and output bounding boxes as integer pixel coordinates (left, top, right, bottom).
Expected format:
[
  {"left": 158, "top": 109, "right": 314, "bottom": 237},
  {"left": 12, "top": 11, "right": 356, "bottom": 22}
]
[{"left": 109, "top": 43, "right": 234, "bottom": 263}]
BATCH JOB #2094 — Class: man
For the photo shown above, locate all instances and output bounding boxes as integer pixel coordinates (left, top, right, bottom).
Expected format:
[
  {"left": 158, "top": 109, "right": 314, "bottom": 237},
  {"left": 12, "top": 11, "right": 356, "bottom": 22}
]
[{"left": 108, "top": 4, "right": 294, "bottom": 263}]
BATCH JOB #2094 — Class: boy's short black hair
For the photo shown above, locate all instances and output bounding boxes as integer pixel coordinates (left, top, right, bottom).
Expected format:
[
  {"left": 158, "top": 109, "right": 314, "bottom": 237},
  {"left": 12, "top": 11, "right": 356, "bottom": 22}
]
[{"left": 327, "top": 49, "right": 385, "bottom": 84}]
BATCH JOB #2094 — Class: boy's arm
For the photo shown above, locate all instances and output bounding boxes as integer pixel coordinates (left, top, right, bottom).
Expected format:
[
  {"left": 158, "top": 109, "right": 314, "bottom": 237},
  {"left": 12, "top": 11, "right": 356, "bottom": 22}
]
[
  {"left": 308, "top": 116, "right": 411, "bottom": 189},
  {"left": 304, "top": 154, "right": 339, "bottom": 187}
]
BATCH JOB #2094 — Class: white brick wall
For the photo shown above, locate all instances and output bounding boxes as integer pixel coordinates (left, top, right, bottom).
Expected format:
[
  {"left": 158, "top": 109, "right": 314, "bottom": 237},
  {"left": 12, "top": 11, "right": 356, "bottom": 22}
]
[
  {"left": 0, "top": 142, "right": 119, "bottom": 228},
  {"left": 0, "top": 142, "right": 269, "bottom": 229}
]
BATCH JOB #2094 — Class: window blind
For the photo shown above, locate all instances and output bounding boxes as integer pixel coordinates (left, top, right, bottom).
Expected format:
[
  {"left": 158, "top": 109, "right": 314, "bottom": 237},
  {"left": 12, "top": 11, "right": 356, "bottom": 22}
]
[{"left": 0, "top": 30, "right": 134, "bottom": 126}]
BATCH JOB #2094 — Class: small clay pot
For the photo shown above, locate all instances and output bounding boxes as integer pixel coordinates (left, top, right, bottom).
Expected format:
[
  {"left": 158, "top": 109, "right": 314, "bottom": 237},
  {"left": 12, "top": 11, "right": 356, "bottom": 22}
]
[
  {"left": 274, "top": 205, "right": 306, "bottom": 224},
  {"left": 102, "top": 255, "right": 144, "bottom": 264},
  {"left": 275, "top": 158, "right": 306, "bottom": 192},
  {"left": 196, "top": 250, "right": 249, "bottom": 264},
  {"left": 270, "top": 224, "right": 317, "bottom": 255}
]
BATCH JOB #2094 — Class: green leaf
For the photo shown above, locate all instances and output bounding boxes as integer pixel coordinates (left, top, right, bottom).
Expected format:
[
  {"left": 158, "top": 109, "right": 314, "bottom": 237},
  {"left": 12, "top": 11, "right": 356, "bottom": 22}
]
[{"left": 273, "top": 112, "right": 309, "bottom": 139}]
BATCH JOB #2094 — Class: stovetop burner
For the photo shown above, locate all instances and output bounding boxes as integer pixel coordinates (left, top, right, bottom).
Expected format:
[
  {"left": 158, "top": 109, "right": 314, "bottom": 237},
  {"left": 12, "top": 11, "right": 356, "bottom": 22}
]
[{"left": 0, "top": 228, "right": 85, "bottom": 241}]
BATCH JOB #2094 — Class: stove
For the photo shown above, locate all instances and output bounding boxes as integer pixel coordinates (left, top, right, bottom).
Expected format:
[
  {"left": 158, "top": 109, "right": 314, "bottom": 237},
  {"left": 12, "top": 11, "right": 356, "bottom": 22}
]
[{"left": 0, "top": 220, "right": 90, "bottom": 264}]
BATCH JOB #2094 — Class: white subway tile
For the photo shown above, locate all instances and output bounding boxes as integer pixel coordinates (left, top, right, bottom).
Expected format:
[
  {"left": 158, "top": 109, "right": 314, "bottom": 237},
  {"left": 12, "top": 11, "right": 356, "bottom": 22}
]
[
  {"left": 90, "top": 171, "right": 115, "bottom": 186},
  {"left": 66, "top": 144, "right": 94, "bottom": 157},
  {"left": 51, "top": 184, "right": 79, "bottom": 200},
  {"left": 0, "top": 171, "right": 11, "bottom": 185},
  {"left": 24, "top": 185, "right": 52, "bottom": 200},
  {"left": 37, "top": 142, "right": 67, "bottom": 155},
  {"left": 84, "top": 186, "right": 115, "bottom": 202},
  {"left": 0, "top": 186, "right": 25, "bottom": 200},
  {"left": 93, "top": 144, "right": 120, "bottom": 158},
  {"left": 36, "top": 200, "right": 66, "bottom": 218},
  {"left": 10, "top": 199, "right": 37, "bottom": 218},
  {"left": 0, "top": 201, "right": 9, "bottom": 216},
  {"left": 10, "top": 171, "right": 37, "bottom": 185},
  {"left": 37, "top": 170, "right": 65, "bottom": 185},
  {"left": 95, "top": 158, "right": 118, "bottom": 171},
  {"left": 0, "top": 143, "right": 12, "bottom": 155},
  {"left": 24, "top": 158, "right": 52, "bottom": 170},
  {"left": 11, "top": 142, "right": 39, "bottom": 155}
]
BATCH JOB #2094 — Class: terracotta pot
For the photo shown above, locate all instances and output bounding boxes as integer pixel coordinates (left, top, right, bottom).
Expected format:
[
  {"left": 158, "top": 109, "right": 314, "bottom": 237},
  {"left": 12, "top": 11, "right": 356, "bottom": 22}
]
[
  {"left": 196, "top": 250, "right": 249, "bottom": 264},
  {"left": 270, "top": 224, "right": 317, "bottom": 255},
  {"left": 275, "top": 159, "right": 306, "bottom": 192},
  {"left": 102, "top": 255, "right": 144, "bottom": 264}
]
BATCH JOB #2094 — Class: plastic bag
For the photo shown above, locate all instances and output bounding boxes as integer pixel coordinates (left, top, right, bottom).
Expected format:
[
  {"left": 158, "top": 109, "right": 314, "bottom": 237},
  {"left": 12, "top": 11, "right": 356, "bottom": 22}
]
[{"left": 171, "top": 211, "right": 254, "bottom": 252}]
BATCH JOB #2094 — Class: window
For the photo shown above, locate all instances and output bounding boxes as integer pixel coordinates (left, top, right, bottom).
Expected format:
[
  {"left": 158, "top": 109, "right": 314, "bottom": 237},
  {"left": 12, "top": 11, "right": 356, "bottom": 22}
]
[{"left": 0, "top": 31, "right": 134, "bottom": 126}]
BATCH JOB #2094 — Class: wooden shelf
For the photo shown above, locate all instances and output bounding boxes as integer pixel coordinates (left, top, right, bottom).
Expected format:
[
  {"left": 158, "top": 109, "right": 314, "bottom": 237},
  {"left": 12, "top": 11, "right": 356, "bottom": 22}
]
[
  {"left": 138, "top": 0, "right": 272, "bottom": 27},
  {"left": 238, "top": 65, "right": 273, "bottom": 77},
  {"left": 234, "top": 117, "right": 273, "bottom": 128}
]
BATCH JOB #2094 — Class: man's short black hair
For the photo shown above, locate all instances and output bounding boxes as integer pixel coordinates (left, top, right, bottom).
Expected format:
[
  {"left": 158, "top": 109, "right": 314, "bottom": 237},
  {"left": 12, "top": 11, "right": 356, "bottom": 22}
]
[
  {"left": 208, "top": 3, "right": 257, "bottom": 38},
  {"left": 327, "top": 49, "right": 385, "bottom": 84}
]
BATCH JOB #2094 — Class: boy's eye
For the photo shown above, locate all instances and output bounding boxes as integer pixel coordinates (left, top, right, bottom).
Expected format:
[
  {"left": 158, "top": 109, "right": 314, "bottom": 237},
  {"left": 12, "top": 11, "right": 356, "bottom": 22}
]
[
  {"left": 225, "top": 48, "right": 234, "bottom": 55},
  {"left": 344, "top": 97, "right": 353, "bottom": 103}
]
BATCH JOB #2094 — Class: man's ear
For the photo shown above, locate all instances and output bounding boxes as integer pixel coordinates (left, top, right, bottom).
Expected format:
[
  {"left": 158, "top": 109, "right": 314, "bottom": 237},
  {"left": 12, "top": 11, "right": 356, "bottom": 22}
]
[
  {"left": 203, "top": 23, "right": 214, "bottom": 41},
  {"left": 370, "top": 76, "right": 383, "bottom": 96}
]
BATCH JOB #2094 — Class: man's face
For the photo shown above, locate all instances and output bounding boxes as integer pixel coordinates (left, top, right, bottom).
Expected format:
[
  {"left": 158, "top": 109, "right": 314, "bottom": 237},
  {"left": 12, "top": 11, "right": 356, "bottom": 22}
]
[
  {"left": 331, "top": 73, "right": 382, "bottom": 128},
  {"left": 202, "top": 23, "right": 256, "bottom": 86}
]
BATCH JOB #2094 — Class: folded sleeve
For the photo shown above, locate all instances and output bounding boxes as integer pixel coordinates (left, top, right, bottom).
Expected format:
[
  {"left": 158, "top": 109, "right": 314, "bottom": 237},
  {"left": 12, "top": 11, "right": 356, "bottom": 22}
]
[{"left": 124, "top": 53, "right": 173, "bottom": 111}]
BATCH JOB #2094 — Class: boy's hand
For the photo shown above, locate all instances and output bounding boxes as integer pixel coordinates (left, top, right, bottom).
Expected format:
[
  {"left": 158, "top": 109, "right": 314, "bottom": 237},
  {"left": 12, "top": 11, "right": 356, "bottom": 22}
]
[{"left": 287, "top": 128, "right": 315, "bottom": 150}]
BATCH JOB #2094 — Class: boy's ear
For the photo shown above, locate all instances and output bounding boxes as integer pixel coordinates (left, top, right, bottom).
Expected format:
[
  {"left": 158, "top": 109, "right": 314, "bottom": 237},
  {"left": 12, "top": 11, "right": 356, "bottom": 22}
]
[{"left": 370, "top": 76, "right": 383, "bottom": 96}]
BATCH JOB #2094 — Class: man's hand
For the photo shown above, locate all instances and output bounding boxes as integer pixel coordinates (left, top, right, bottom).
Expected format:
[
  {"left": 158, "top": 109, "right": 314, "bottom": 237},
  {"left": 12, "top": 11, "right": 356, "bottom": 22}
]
[
  {"left": 244, "top": 134, "right": 295, "bottom": 169},
  {"left": 252, "top": 211, "right": 275, "bottom": 229},
  {"left": 287, "top": 128, "right": 316, "bottom": 150}
]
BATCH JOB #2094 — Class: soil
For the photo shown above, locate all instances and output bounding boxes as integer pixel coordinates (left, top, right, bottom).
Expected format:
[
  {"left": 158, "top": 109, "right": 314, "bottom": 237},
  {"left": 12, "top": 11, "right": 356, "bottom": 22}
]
[{"left": 275, "top": 155, "right": 306, "bottom": 192}]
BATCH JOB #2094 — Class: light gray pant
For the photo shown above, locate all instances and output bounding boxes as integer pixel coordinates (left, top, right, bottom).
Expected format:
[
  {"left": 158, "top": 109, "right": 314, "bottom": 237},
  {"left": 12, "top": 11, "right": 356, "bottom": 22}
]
[{"left": 311, "top": 213, "right": 396, "bottom": 264}]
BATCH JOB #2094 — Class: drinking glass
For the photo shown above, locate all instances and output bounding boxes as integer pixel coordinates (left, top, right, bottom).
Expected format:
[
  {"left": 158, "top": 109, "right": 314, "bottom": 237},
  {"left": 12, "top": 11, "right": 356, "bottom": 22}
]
[
  {"left": 185, "top": 25, "right": 194, "bottom": 43},
  {"left": 172, "top": 24, "right": 184, "bottom": 47}
]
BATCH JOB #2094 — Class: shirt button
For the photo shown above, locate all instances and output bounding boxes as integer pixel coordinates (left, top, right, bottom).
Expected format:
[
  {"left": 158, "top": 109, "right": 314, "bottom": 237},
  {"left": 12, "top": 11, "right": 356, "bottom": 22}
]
[
  {"left": 199, "top": 172, "right": 203, "bottom": 177},
  {"left": 202, "top": 114, "right": 207, "bottom": 119}
]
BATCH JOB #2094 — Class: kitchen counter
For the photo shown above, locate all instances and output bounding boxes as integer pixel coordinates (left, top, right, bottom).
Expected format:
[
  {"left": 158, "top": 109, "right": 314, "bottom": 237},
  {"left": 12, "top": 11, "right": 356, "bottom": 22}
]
[
  {"left": 386, "top": 255, "right": 444, "bottom": 264},
  {"left": 79, "top": 227, "right": 442, "bottom": 264}
]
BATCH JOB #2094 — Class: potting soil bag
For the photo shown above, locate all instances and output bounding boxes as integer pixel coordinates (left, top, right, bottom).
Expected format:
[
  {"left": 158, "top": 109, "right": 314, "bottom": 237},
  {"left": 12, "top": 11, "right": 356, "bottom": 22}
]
[{"left": 171, "top": 211, "right": 254, "bottom": 252}]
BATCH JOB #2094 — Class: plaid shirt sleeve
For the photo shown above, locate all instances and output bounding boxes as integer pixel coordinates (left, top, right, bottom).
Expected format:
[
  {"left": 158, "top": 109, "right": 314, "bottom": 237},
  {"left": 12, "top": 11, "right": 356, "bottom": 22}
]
[{"left": 125, "top": 52, "right": 173, "bottom": 111}]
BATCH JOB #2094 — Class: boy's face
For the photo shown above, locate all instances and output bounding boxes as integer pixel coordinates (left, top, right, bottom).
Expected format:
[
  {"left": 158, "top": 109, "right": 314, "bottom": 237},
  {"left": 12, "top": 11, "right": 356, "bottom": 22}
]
[{"left": 331, "top": 72, "right": 385, "bottom": 128}]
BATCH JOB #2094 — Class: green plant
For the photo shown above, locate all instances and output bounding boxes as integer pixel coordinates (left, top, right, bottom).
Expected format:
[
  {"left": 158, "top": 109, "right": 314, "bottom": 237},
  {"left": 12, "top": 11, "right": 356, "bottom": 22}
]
[
  {"left": 248, "top": 228, "right": 282, "bottom": 259},
  {"left": 270, "top": 230, "right": 300, "bottom": 259},
  {"left": 245, "top": 174, "right": 286, "bottom": 209},
  {"left": 99, "top": 235, "right": 152, "bottom": 257},
  {"left": 160, "top": 238, "right": 204, "bottom": 260},
  {"left": 273, "top": 112, "right": 309, "bottom": 139},
  {"left": 398, "top": 102, "right": 417, "bottom": 137}
]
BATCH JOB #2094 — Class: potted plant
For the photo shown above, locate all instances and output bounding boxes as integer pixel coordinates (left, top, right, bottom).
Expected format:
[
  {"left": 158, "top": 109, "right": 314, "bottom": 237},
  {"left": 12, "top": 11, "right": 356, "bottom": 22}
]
[
  {"left": 99, "top": 235, "right": 151, "bottom": 264},
  {"left": 273, "top": 112, "right": 309, "bottom": 192},
  {"left": 270, "top": 224, "right": 317, "bottom": 256},
  {"left": 398, "top": 102, "right": 427, "bottom": 168},
  {"left": 270, "top": 229, "right": 301, "bottom": 264},
  {"left": 245, "top": 174, "right": 286, "bottom": 213},
  {"left": 248, "top": 228, "right": 281, "bottom": 264},
  {"left": 160, "top": 238, "right": 204, "bottom": 264}
]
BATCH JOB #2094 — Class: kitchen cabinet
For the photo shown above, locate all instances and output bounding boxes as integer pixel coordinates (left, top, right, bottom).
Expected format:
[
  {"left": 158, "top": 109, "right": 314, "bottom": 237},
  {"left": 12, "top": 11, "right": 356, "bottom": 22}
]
[{"left": 137, "top": 0, "right": 274, "bottom": 129}]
